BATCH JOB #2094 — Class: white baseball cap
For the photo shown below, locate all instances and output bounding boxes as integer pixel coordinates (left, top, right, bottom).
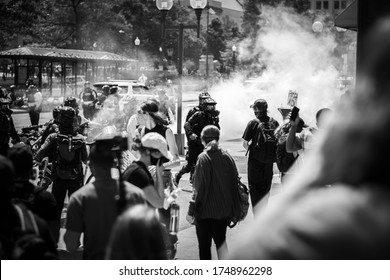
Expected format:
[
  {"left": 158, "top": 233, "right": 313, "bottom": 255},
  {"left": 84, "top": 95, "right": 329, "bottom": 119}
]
[{"left": 141, "top": 133, "right": 172, "bottom": 161}]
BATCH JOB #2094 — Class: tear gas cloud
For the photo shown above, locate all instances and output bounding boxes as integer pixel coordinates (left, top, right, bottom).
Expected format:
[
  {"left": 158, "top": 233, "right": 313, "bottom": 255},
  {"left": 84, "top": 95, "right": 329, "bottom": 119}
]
[{"left": 211, "top": 5, "right": 355, "bottom": 140}]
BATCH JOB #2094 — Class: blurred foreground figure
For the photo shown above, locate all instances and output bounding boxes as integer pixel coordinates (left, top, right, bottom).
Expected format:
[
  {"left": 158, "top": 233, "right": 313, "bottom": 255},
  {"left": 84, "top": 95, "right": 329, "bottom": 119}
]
[
  {"left": 106, "top": 204, "right": 167, "bottom": 260},
  {"left": 230, "top": 19, "right": 390, "bottom": 260}
]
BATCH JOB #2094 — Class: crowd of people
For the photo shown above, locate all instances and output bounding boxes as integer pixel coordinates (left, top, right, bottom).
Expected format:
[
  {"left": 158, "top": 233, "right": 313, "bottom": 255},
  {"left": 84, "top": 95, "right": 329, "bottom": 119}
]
[
  {"left": 2, "top": 18, "right": 390, "bottom": 261},
  {"left": 0, "top": 74, "right": 228, "bottom": 260}
]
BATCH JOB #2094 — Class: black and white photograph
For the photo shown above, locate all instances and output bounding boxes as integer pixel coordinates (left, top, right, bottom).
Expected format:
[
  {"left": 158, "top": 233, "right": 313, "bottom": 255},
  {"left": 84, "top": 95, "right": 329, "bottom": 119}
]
[{"left": 1, "top": 0, "right": 389, "bottom": 279}]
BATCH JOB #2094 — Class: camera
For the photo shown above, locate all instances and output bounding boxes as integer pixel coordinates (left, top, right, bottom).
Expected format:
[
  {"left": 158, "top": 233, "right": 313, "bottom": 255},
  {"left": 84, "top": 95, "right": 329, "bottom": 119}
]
[{"left": 94, "top": 136, "right": 128, "bottom": 152}]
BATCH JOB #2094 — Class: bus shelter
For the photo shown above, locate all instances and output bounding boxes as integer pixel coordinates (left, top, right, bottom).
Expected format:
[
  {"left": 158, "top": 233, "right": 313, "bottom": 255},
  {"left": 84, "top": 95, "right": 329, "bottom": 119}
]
[{"left": 0, "top": 47, "right": 137, "bottom": 97}]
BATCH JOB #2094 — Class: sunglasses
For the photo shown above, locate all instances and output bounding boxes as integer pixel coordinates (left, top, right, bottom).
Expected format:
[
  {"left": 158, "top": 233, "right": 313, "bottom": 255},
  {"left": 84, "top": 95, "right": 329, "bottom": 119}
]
[
  {"left": 149, "top": 148, "right": 162, "bottom": 155},
  {"left": 137, "top": 110, "right": 148, "bottom": 115}
]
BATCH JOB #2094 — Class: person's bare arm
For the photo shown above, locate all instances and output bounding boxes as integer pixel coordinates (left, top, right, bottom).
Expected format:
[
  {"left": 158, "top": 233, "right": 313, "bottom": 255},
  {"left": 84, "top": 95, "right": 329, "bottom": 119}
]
[
  {"left": 286, "top": 114, "right": 302, "bottom": 152},
  {"left": 243, "top": 140, "right": 250, "bottom": 151}
]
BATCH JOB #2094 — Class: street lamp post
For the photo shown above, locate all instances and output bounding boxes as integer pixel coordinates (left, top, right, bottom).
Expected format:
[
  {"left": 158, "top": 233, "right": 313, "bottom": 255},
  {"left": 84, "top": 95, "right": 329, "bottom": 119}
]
[
  {"left": 232, "top": 45, "right": 237, "bottom": 72},
  {"left": 156, "top": 0, "right": 206, "bottom": 155},
  {"left": 156, "top": 0, "right": 173, "bottom": 39},
  {"left": 190, "top": 0, "right": 207, "bottom": 38},
  {"left": 134, "top": 37, "right": 140, "bottom": 78}
]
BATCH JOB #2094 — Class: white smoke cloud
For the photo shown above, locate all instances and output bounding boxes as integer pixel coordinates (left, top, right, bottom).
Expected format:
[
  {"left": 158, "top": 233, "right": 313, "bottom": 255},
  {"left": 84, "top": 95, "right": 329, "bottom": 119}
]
[{"left": 211, "top": 4, "right": 351, "bottom": 140}]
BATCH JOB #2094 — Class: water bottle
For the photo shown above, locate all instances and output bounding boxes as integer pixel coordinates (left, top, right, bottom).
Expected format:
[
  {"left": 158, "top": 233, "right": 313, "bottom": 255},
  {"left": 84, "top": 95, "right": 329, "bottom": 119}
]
[{"left": 169, "top": 203, "right": 180, "bottom": 235}]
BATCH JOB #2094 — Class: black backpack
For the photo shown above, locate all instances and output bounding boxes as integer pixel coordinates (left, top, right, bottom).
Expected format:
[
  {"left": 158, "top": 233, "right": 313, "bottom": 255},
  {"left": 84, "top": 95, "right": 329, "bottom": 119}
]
[
  {"left": 251, "top": 118, "right": 278, "bottom": 163},
  {"left": 276, "top": 133, "right": 298, "bottom": 173},
  {"left": 54, "top": 133, "right": 84, "bottom": 180},
  {"left": 11, "top": 203, "right": 56, "bottom": 259}
]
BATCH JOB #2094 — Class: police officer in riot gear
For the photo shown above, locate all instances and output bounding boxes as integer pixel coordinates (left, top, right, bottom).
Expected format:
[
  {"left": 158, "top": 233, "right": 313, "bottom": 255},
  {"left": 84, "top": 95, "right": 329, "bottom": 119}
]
[
  {"left": 175, "top": 97, "right": 220, "bottom": 185},
  {"left": 79, "top": 81, "right": 98, "bottom": 120}
]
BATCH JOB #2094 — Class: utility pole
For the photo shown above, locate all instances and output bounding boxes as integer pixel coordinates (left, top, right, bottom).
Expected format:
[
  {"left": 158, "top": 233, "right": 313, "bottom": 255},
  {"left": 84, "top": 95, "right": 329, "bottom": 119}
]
[{"left": 165, "top": 24, "right": 198, "bottom": 154}]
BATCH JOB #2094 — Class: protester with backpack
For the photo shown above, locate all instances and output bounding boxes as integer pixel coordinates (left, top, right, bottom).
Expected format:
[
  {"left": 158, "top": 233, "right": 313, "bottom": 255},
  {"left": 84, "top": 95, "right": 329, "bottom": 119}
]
[
  {"left": 187, "top": 125, "right": 241, "bottom": 260},
  {"left": 35, "top": 106, "right": 88, "bottom": 243},
  {"left": 0, "top": 155, "right": 57, "bottom": 259},
  {"left": 242, "top": 99, "right": 279, "bottom": 211},
  {"left": 7, "top": 143, "right": 58, "bottom": 238}
]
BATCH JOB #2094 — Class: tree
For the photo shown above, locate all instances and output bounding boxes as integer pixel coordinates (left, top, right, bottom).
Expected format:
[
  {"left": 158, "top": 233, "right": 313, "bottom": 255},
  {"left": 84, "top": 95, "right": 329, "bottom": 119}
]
[
  {"left": 241, "top": 0, "right": 262, "bottom": 37},
  {"left": 207, "top": 18, "right": 226, "bottom": 61},
  {"left": 0, "top": 0, "right": 46, "bottom": 50},
  {"left": 35, "top": 0, "right": 127, "bottom": 51}
]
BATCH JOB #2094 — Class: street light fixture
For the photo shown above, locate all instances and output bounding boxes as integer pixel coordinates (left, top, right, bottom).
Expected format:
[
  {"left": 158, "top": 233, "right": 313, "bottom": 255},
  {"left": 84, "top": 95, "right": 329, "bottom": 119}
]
[
  {"left": 190, "top": 0, "right": 207, "bottom": 38},
  {"left": 134, "top": 37, "right": 140, "bottom": 77},
  {"left": 156, "top": 0, "right": 173, "bottom": 39},
  {"left": 312, "top": 21, "right": 324, "bottom": 33},
  {"left": 232, "top": 45, "right": 237, "bottom": 71}
]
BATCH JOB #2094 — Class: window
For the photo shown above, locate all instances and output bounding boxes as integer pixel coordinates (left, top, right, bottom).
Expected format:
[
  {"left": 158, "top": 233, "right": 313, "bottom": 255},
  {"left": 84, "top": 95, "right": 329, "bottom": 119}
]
[
  {"left": 334, "top": 1, "right": 340, "bottom": 9},
  {"left": 341, "top": 1, "right": 347, "bottom": 9},
  {"left": 316, "top": 1, "right": 322, "bottom": 9},
  {"left": 323, "top": 1, "right": 329, "bottom": 9}
]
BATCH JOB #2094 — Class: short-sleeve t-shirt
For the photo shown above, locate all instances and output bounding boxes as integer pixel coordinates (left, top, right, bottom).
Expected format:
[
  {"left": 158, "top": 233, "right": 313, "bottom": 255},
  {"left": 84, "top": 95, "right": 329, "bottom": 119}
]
[
  {"left": 122, "top": 161, "right": 154, "bottom": 190},
  {"left": 242, "top": 116, "right": 279, "bottom": 160}
]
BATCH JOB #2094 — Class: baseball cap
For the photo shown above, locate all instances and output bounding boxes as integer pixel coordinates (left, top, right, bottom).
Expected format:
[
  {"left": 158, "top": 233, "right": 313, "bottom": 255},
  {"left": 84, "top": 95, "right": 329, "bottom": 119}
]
[
  {"left": 7, "top": 143, "right": 34, "bottom": 177},
  {"left": 141, "top": 133, "right": 172, "bottom": 161},
  {"left": 250, "top": 99, "right": 268, "bottom": 109}
]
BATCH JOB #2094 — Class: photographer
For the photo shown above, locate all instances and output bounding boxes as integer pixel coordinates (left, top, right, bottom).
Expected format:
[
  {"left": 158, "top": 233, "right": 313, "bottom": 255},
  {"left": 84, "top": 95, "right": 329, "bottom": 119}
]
[{"left": 64, "top": 137, "right": 146, "bottom": 260}]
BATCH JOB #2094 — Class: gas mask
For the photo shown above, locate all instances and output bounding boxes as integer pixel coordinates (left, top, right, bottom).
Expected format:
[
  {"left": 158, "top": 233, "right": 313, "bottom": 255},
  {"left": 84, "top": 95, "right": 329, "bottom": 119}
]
[{"left": 205, "top": 105, "right": 216, "bottom": 113}]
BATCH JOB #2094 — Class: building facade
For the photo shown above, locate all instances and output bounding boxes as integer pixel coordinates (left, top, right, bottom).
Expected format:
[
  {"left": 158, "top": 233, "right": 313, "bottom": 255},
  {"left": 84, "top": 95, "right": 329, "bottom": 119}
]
[
  {"left": 309, "top": 0, "right": 354, "bottom": 16},
  {"left": 179, "top": 0, "right": 244, "bottom": 30}
]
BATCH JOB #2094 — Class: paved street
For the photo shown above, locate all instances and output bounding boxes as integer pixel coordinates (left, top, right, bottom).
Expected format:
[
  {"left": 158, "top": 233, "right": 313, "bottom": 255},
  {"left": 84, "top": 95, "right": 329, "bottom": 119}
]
[{"left": 12, "top": 111, "right": 284, "bottom": 260}]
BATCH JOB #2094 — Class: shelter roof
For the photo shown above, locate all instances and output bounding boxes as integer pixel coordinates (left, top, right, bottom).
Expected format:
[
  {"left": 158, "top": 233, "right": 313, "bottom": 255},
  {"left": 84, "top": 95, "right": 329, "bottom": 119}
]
[{"left": 0, "top": 47, "right": 135, "bottom": 62}]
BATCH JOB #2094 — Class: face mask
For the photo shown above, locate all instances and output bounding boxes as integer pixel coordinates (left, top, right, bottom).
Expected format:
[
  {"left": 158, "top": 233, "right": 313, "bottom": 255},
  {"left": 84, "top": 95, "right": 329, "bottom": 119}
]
[
  {"left": 150, "top": 154, "right": 160, "bottom": 166},
  {"left": 254, "top": 108, "right": 266, "bottom": 118}
]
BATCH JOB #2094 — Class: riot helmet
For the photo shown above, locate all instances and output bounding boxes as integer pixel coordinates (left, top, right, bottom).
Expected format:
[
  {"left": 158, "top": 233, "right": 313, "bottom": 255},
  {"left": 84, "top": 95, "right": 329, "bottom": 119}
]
[
  {"left": 198, "top": 92, "right": 211, "bottom": 109},
  {"left": 203, "top": 97, "right": 217, "bottom": 113}
]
